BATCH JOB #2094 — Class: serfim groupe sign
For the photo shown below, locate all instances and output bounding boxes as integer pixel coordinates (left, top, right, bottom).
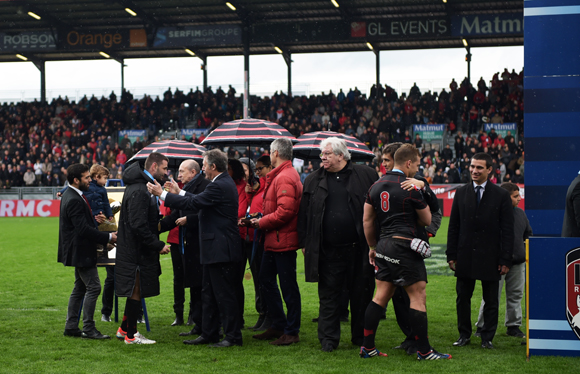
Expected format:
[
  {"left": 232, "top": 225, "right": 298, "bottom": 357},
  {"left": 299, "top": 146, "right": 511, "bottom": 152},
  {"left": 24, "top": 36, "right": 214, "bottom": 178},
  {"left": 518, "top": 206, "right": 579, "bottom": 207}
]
[{"left": 63, "top": 29, "right": 146, "bottom": 49}]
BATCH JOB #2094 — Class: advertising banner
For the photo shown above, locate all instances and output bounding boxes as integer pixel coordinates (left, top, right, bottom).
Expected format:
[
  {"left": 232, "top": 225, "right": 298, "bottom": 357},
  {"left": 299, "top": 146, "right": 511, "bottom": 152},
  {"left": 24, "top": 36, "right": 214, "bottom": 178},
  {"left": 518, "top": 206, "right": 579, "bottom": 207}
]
[
  {"left": 413, "top": 124, "right": 445, "bottom": 142},
  {"left": 118, "top": 130, "right": 146, "bottom": 144},
  {"left": 61, "top": 29, "right": 146, "bottom": 50},
  {"left": 181, "top": 128, "right": 208, "bottom": 140},
  {"left": 483, "top": 123, "right": 517, "bottom": 138},
  {"left": 253, "top": 21, "right": 347, "bottom": 43},
  {"left": 0, "top": 31, "right": 57, "bottom": 52},
  {"left": 153, "top": 25, "right": 242, "bottom": 48},
  {"left": 350, "top": 18, "right": 450, "bottom": 40},
  {"left": 451, "top": 13, "right": 523, "bottom": 37},
  {"left": 0, "top": 200, "right": 60, "bottom": 217}
]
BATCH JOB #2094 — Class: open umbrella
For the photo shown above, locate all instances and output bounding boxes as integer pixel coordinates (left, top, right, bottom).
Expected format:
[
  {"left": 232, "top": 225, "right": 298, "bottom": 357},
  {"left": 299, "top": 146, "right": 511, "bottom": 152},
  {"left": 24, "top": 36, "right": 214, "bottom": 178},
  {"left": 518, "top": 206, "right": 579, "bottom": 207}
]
[
  {"left": 293, "top": 131, "right": 376, "bottom": 162},
  {"left": 126, "top": 140, "right": 207, "bottom": 168},
  {"left": 201, "top": 118, "right": 297, "bottom": 148}
]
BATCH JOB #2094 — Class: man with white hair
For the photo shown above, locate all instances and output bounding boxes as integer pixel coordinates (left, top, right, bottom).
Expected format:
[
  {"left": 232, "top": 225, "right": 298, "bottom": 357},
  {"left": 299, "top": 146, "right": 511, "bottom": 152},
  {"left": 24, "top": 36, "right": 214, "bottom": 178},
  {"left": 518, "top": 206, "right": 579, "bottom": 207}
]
[{"left": 298, "top": 137, "right": 378, "bottom": 352}]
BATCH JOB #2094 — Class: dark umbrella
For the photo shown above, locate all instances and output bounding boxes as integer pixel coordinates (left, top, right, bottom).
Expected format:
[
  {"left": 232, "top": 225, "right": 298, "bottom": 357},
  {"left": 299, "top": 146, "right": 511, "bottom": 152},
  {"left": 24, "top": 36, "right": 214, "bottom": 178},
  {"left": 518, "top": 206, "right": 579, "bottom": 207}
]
[
  {"left": 126, "top": 140, "right": 207, "bottom": 168},
  {"left": 293, "top": 131, "right": 376, "bottom": 162},
  {"left": 200, "top": 118, "right": 297, "bottom": 148}
]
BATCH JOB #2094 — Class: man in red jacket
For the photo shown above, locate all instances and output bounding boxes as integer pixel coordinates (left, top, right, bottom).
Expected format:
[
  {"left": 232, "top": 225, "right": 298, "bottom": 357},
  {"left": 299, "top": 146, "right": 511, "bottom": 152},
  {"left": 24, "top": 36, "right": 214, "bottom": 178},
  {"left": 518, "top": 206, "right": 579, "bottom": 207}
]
[{"left": 250, "top": 138, "right": 303, "bottom": 346}]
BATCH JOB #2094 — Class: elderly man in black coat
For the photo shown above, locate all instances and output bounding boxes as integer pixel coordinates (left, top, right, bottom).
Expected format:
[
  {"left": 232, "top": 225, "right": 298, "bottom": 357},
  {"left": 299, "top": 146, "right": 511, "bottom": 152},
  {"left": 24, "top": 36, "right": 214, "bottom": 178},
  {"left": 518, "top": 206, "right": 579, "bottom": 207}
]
[
  {"left": 115, "top": 153, "right": 171, "bottom": 345},
  {"left": 447, "top": 152, "right": 514, "bottom": 349},
  {"left": 159, "top": 159, "right": 210, "bottom": 333},
  {"left": 297, "top": 137, "right": 378, "bottom": 352},
  {"left": 59, "top": 163, "right": 116, "bottom": 340},
  {"left": 562, "top": 172, "right": 580, "bottom": 237}
]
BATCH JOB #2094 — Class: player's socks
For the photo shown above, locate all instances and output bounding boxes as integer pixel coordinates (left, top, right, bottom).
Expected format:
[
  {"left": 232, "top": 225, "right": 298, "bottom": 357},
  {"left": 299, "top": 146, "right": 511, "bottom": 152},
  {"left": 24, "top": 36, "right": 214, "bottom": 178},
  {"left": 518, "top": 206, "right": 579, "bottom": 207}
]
[
  {"left": 126, "top": 299, "right": 141, "bottom": 339},
  {"left": 409, "top": 308, "right": 430, "bottom": 354},
  {"left": 362, "top": 301, "right": 384, "bottom": 349},
  {"left": 120, "top": 314, "right": 128, "bottom": 332}
]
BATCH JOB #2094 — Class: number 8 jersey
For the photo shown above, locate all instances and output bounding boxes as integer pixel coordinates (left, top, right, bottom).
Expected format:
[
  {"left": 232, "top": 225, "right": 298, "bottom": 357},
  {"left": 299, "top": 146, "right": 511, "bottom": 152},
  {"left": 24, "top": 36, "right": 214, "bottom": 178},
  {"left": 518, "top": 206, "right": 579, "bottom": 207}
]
[{"left": 365, "top": 170, "right": 428, "bottom": 240}]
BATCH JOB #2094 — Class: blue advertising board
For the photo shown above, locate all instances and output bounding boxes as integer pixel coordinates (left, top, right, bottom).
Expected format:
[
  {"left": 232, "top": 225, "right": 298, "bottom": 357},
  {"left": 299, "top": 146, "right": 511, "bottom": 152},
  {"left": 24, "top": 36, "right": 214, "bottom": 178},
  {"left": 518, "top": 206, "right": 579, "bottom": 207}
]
[
  {"left": 451, "top": 13, "right": 523, "bottom": 37},
  {"left": 528, "top": 237, "right": 580, "bottom": 357},
  {"left": 153, "top": 25, "right": 241, "bottom": 48}
]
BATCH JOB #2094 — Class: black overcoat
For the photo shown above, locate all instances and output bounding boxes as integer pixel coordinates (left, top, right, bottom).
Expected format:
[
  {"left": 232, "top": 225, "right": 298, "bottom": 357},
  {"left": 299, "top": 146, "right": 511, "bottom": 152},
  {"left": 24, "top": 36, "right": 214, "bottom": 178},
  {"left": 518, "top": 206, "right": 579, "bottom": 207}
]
[{"left": 446, "top": 182, "right": 514, "bottom": 281}]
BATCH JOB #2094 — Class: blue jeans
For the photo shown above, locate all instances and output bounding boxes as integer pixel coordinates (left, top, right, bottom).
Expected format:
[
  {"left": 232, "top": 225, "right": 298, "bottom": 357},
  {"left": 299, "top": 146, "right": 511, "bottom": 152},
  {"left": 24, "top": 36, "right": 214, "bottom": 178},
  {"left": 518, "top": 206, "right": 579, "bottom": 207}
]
[
  {"left": 65, "top": 266, "right": 101, "bottom": 332},
  {"left": 260, "top": 250, "right": 301, "bottom": 335}
]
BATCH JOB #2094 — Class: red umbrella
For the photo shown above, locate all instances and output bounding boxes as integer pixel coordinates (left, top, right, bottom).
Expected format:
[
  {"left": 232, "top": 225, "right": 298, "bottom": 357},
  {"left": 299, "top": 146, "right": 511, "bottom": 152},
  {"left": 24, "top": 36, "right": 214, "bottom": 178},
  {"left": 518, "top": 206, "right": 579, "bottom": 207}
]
[
  {"left": 126, "top": 140, "right": 207, "bottom": 168},
  {"left": 201, "top": 118, "right": 297, "bottom": 147},
  {"left": 293, "top": 131, "right": 376, "bottom": 161}
]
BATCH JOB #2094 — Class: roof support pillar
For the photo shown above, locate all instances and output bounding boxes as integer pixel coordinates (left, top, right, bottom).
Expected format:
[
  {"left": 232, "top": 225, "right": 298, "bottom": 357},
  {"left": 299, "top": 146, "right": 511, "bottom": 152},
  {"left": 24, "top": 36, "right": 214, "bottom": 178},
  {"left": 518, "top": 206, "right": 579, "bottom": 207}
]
[
  {"left": 32, "top": 60, "right": 46, "bottom": 105},
  {"left": 243, "top": 20, "right": 250, "bottom": 118}
]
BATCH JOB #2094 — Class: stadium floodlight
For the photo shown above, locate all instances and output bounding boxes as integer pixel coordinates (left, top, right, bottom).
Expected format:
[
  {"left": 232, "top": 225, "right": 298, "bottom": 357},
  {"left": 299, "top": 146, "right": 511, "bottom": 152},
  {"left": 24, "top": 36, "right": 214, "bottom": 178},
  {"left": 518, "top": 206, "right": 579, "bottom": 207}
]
[
  {"left": 274, "top": 46, "right": 283, "bottom": 54},
  {"left": 27, "top": 11, "right": 41, "bottom": 20},
  {"left": 366, "top": 42, "right": 373, "bottom": 50},
  {"left": 185, "top": 49, "right": 196, "bottom": 56},
  {"left": 226, "top": 2, "right": 236, "bottom": 11},
  {"left": 99, "top": 51, "right": 111, "bottom": 58},
  {"left": 16, "top": 54, "right": 28, "bottom": 61},
  {"left": 462, "top": 39, "right": 468, "bottom": 47},
  {"left": 442, "top": 0, "right": 447, "bottom": 3},
  {"left": 331, "top": 0, "right": 340, "bottom": 8},
  {"left": 125, "top": 8, "right": 137, "bottom": 16}
]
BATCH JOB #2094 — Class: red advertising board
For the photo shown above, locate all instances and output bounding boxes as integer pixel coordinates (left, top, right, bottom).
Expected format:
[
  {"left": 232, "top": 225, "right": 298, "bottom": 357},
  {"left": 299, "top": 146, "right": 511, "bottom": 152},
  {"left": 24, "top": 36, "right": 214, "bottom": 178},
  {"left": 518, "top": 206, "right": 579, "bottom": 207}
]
[
  {"left": 0, "top": 200, "right": 60, "bottom": 217},
  {"left": 432, "top": 184, "right": 525, "bottom": 217}
]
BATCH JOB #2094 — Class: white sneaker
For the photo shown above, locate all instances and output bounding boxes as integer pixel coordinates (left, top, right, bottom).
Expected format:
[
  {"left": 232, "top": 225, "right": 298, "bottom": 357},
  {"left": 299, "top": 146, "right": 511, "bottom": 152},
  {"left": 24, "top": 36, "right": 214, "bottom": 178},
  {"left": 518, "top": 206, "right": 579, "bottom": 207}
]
[{"left": 124, "top": 332, "right": 156, "bottom": 344}]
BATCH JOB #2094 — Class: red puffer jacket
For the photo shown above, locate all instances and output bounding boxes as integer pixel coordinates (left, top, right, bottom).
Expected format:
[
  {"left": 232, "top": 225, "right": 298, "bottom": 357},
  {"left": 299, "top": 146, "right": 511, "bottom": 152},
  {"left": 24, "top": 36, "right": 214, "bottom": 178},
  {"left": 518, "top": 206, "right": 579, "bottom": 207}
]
[{"left": 259, "top": 160, "right": 302, "bottom": 252}]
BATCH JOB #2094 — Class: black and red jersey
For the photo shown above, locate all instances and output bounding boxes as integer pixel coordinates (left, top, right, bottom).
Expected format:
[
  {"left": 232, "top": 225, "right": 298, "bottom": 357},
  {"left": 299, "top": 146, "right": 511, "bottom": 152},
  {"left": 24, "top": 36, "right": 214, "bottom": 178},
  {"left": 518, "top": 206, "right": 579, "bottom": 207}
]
[{"left": 365, "top": 170, "right": 427, "bottom": 239}]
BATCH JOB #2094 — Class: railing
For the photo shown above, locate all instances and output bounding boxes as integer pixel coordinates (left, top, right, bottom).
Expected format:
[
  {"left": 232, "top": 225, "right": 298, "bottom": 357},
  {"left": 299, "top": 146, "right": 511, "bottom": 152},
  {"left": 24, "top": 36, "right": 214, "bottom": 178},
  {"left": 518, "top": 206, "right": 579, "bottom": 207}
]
[{"left": 0, "top": 186, "right": 63, "bottom": 200}]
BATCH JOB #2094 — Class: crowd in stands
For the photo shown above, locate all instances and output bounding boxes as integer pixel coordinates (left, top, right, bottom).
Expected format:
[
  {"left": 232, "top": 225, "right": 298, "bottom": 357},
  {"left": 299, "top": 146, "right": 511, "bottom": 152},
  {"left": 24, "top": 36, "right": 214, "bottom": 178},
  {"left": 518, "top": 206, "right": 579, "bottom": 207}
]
[{"left": 0, "top": 68, "right": 523, "bottom": 188}]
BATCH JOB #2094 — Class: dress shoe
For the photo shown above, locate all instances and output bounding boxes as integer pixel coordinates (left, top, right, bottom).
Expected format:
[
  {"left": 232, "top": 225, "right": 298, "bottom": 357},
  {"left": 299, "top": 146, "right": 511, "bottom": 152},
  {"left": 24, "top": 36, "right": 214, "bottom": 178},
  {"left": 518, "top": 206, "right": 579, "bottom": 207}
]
[
  {"left": 81, "top": 330, "right": 111, "bottom": 340},
  {"left": 186, "top": 315, "right": 195, "bottom": 326},
  {"left": 506, "top": 327, "right": 526, "bottom": 338},
  {"left": 137, "top": 317, "right": 145, "bottom": 324},
  {"left": 270, "top": 334, "right": 300, "bottom": 346},
  {"left": 394, "top": 340, "right": 413, "bottom": 350},
  {"left": 63, "top": 328, "right": 82, "bottom": 337},
  {"left": 253, "top": 328, "right": 284, "bottom": 340},
  {"left": 253, "top": 316, "right": 272, "bottom": 331},
  {"left": 481, "top": 340, "right": 494, "bottom": 349},
  {"left": 250, "top": 314, "right": 266, "bottom": 330},
  {"left": 101, "top": 314, "right": 111, "bottom": 322},
  {"left": 453, "top": 337, "right": 471, "bottom": 346},
  {"left": 474, "top": 327, "right": 482, "bottom": 338},
  {"left": 209, "top": 339, "right": 242, "bottom": 348},
  {"left": 171, "top": 316, "right": 184, "bottom": 326},
  {"left": 179, "top": 325, "right": 202, "bottom": 336},
  {"left": 183, "top": 336, "right": 219, "bottom": 345},
  {"left": 321, "top": 343, "right": 334, "bottom": 352}
]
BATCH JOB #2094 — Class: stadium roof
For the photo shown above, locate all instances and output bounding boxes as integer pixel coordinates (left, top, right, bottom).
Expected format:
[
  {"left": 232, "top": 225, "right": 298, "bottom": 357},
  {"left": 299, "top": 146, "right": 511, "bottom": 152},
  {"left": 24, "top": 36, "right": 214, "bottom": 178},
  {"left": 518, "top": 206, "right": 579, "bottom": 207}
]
[{"left": 0, "top": 0, "right": 523, "bottom": 63}]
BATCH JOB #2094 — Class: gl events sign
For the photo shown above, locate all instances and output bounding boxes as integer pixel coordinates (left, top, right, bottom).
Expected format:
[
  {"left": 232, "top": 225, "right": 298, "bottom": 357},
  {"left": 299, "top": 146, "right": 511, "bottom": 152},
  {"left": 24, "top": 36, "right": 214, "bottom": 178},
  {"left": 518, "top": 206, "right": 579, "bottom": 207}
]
[{"left": 0, "top": 200, "right": 60, "bottom": 217}]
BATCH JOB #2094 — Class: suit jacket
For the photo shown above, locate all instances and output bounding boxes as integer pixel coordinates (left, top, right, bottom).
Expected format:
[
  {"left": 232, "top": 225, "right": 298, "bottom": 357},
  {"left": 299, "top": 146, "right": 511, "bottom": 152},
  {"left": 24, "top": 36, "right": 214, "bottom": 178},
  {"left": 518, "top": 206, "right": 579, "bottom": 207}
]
[
  {"left": 57, "top": 187, "right": 109, "bottom": 268},
  {"left": 160, "top": 173, "right": 210, "bottom": 287},
  {"left": 562, "top": 174, "right": 580, "bottom": 237},
  {"left": 446, "top": 181, "right": 514, "bottom": 281},
  {"left": 164, "top": 172, "right": 242, "bottom": 265}
]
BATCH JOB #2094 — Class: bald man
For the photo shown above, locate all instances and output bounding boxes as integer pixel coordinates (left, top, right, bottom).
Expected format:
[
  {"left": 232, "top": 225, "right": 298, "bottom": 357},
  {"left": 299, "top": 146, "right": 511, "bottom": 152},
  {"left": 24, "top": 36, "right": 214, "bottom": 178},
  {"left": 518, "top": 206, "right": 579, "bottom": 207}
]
[{"left": 160, "top": 160, "right": 210, "bottom": 337}]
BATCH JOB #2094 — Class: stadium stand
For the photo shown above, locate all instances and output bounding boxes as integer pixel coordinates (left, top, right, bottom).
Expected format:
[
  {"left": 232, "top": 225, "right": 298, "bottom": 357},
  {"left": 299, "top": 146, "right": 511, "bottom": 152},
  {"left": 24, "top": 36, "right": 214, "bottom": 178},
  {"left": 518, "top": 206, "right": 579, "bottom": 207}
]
[{"left": 0, "top": 69, "right": 523, "bottom": 188}]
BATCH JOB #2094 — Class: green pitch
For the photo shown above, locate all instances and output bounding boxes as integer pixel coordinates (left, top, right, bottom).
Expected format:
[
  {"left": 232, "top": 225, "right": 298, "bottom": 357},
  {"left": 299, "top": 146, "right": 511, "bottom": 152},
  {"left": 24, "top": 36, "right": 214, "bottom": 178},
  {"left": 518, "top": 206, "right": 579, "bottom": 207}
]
[{"left": 0, "top": 217, "right": 575, "bottom": 373}]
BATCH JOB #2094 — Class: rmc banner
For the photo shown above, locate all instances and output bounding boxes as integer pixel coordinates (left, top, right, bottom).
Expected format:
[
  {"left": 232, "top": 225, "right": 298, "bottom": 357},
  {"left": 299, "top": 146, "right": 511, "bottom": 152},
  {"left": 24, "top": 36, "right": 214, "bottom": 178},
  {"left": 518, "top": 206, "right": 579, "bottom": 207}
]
[{"left": 0, "top": 200, "right": 60, "bottom": 217}]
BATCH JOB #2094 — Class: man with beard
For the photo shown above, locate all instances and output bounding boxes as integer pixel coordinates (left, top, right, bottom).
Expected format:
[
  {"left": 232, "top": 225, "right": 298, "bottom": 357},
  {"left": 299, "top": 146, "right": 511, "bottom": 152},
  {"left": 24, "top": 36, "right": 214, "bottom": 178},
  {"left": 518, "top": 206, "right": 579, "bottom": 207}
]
[
  {"left": 58, "top": 163, "right": 117, "bottom": 340},
  {"left": 115, "top": 152, "right": 171, "bottom": 345}
]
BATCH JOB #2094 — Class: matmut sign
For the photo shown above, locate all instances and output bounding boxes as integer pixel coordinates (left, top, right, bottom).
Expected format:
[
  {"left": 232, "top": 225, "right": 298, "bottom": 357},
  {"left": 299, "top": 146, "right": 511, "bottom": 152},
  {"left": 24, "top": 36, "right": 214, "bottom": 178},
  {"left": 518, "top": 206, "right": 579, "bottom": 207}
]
[{"left": 0, "top": 200, "right": 60, "bottom": 217}]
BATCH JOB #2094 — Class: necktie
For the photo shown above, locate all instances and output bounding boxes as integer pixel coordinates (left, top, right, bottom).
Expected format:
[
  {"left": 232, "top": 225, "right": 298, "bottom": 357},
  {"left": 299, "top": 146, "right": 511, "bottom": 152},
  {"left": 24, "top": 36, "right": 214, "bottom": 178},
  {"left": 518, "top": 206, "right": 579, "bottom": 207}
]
[
  {"left": 475, "top": 186, "right": 482, "bottom": 206},
  {"left": 82, "top": 194, "right": 92, "bottom": 212}
]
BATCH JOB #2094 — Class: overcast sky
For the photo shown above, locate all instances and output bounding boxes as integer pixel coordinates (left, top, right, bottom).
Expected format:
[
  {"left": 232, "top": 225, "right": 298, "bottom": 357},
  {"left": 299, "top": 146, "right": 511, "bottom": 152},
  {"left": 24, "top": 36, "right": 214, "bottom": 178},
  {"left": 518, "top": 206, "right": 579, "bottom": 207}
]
[{"left": 1, "top": 45, "right": 523, "bottom": 103}]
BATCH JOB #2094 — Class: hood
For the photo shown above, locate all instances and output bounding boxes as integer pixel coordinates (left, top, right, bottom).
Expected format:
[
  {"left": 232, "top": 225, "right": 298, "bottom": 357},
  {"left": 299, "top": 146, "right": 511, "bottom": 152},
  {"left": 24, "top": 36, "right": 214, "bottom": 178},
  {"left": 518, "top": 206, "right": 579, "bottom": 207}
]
[{"left": 122, "top": 162, "right": 152, "bottom": 185}]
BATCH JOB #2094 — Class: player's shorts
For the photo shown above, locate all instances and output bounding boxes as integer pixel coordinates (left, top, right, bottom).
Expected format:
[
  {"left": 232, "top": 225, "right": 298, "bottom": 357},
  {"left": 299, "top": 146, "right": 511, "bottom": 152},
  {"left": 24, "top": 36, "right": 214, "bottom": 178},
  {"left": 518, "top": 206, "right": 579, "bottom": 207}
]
[{"left": 374, "top": 237, "right": 427, "bottom": 287}]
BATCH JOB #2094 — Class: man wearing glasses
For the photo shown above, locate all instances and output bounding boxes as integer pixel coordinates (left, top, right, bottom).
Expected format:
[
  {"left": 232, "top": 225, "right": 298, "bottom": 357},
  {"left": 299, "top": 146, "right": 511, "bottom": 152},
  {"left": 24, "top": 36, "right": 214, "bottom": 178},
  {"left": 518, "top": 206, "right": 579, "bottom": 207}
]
[{"left": 298, "top": 137, "right": 378, "bottom": 352}]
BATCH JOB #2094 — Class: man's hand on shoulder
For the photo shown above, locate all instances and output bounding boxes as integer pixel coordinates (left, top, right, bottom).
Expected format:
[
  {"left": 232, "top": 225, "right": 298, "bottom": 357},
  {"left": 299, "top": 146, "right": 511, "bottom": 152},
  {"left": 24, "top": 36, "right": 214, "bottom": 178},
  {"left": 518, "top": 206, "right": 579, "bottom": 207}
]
[{"left": 401, "top": 177, "right": 425, "bottom": 191}]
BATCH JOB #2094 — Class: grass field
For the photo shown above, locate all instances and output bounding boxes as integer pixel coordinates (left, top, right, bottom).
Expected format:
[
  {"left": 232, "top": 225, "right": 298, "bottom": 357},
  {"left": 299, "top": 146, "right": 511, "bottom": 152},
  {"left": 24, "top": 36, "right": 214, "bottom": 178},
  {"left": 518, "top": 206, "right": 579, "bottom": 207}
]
[{"left": 0, "top": 217, "right": 577, "bottom": 373}]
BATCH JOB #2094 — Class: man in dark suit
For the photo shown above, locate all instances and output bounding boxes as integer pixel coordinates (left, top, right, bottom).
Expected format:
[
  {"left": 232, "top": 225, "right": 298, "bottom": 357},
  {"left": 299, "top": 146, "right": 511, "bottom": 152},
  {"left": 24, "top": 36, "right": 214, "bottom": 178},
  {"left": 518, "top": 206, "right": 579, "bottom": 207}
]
[
  {"left": 159, "top": 159, "right": 210, "bottom": 333},
  {"left": 447, "top": 152, "right": 514, "bottom": 349},
  {"left": 149, "top": 149, "right": 243, "bottom": 348},
  {"left": 562, "top": 172, "right": 580, "bottom": 237},
  {"left": 58, "top": 163, "right": 116, "bottom": 339}
]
